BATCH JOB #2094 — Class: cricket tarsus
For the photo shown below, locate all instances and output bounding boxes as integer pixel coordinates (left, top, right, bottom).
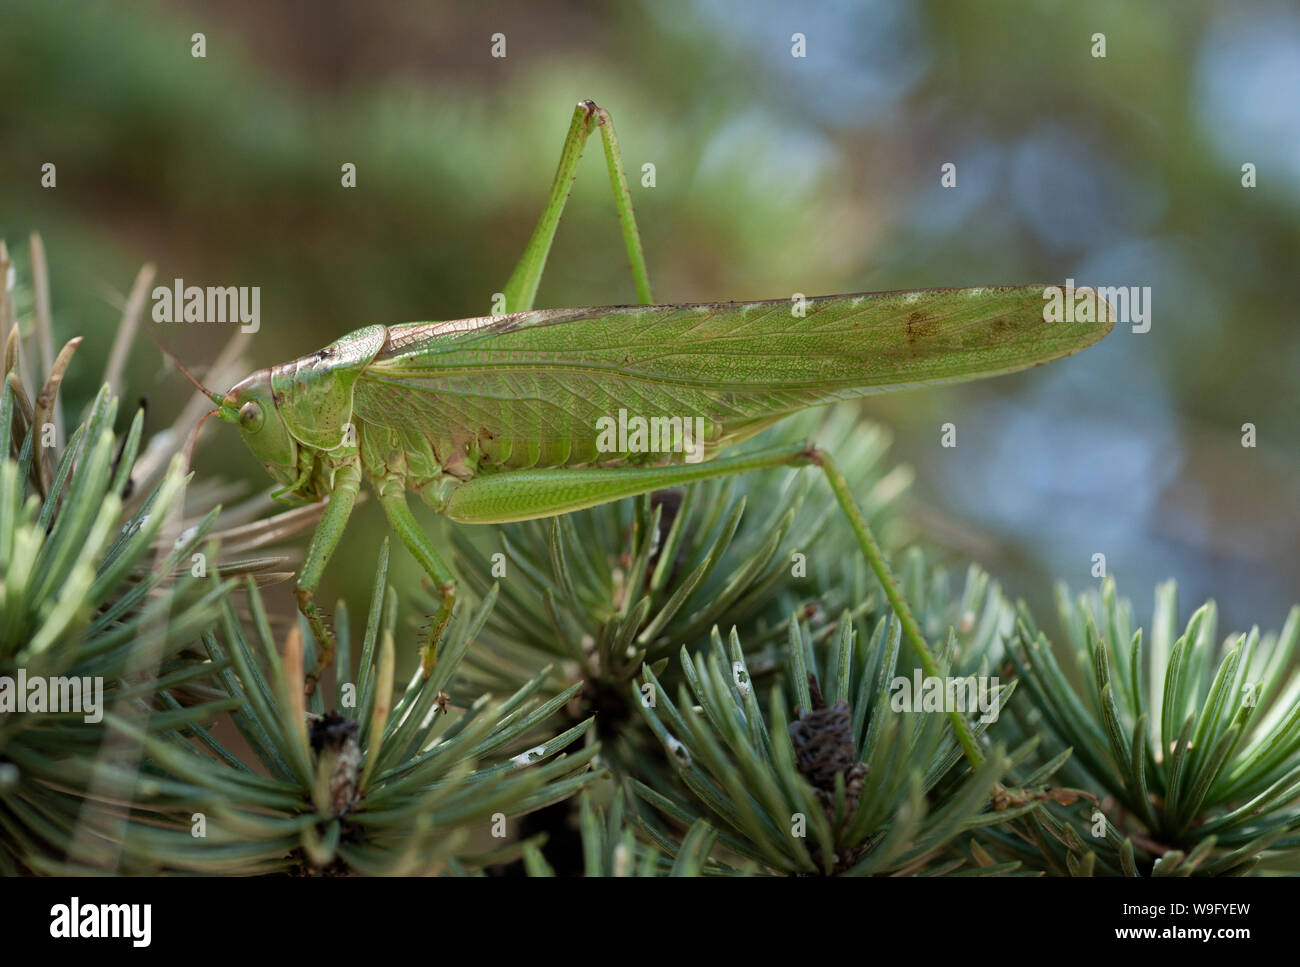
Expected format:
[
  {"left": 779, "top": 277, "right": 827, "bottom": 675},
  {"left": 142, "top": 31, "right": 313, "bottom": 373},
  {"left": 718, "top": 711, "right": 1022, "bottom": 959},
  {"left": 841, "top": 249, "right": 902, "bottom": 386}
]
[
  {"left": 419, "top": 580, "right": 456, "bottom": 675},
  {"left": 297, "top": 587, "right": 331, "bottom": 695}
]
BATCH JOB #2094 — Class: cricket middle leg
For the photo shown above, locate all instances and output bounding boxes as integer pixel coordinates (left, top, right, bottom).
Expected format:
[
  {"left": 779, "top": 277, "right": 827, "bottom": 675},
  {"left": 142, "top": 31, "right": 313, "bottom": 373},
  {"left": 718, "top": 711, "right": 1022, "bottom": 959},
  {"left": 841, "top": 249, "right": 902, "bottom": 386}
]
[
  {"left": 502, "top": 99, "right": 652, "bottom": 313},
  {"left": 377, "top": 489, "right": 459, "bottom": 677}
]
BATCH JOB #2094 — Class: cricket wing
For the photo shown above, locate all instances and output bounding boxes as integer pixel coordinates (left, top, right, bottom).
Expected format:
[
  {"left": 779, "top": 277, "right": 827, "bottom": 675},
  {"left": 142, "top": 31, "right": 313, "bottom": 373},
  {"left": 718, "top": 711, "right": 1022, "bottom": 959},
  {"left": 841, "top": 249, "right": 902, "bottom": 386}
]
[{"left": 351, "top": 285, "right": 1112, "bottom": 470}]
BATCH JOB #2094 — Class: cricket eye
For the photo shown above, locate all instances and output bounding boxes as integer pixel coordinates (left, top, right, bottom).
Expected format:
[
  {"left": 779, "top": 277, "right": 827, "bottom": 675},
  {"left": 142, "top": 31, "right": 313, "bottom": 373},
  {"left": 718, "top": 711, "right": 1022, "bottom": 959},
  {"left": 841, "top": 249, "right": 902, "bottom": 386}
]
[{"left": 239, "top": 401, "right": 265, "bottom": 431}]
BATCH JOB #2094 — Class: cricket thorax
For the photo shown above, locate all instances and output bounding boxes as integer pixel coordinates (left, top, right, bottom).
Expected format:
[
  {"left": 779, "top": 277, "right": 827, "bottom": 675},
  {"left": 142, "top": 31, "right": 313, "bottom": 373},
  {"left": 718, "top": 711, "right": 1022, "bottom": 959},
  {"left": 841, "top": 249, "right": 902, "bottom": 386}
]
[{"left": 275, "top": 443, "right": 354, "bottom": 502}]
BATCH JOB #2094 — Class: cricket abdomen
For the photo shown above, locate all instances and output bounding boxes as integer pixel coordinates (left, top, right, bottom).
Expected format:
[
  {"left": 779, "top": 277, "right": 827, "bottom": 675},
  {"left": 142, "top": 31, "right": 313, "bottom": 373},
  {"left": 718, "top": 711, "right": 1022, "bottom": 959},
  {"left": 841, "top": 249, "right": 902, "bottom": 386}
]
[
  {"left": 471, "top": 414, "right": 720, "bottom": 472},
  {"left": 353, "top": 417, "right": 462, "bottom": 511},
  {"left": 352, "top": 374, "right": 730, "bottom": 478},
  {"left": 352, "top": 405, "right": 732, "bottom": 513}
]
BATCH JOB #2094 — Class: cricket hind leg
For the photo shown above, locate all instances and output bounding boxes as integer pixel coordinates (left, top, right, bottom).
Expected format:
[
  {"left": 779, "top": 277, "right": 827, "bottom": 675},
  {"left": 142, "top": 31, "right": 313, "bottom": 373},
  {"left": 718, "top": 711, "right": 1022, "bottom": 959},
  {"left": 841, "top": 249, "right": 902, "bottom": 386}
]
[
  {"left": 502, "top": 100, "right": 652, "bottom": 313},
  {"left": 444, "top": 443, "right": 984, "bottom": 767}
]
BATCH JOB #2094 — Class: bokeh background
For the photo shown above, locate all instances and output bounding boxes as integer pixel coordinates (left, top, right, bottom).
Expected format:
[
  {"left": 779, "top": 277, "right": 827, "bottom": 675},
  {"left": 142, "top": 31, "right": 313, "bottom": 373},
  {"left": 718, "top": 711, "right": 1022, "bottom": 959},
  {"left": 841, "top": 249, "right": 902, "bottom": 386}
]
[{"left": 2, "top": 0, "right": 1296, "bottom": 639}]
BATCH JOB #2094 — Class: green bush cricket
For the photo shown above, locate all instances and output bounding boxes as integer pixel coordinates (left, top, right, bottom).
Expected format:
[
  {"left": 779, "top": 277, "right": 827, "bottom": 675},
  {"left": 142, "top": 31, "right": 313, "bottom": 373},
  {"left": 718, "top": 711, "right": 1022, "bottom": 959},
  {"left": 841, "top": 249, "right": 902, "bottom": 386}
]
[{"left": 171, "top": 100, "right": 1112, "bottom": 763}]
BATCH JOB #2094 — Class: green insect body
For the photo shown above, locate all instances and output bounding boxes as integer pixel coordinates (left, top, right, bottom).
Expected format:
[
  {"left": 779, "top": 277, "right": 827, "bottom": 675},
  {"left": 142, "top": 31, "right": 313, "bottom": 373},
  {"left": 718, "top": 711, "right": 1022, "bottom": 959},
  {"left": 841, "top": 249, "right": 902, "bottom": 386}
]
[
  {"left": 194, "top": 100, "right": 1112, "bottom": 767},
  {"left": 222, "top": 287, "right": 1106, "bottom": 517}
]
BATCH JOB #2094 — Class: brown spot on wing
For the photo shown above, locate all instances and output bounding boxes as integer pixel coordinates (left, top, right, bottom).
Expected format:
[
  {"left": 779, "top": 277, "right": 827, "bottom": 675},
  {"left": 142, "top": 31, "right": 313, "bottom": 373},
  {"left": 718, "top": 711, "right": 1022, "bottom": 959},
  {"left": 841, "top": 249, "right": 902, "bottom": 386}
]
[{"left": 905, "top": 310, "right": 934, "bottom": 352}]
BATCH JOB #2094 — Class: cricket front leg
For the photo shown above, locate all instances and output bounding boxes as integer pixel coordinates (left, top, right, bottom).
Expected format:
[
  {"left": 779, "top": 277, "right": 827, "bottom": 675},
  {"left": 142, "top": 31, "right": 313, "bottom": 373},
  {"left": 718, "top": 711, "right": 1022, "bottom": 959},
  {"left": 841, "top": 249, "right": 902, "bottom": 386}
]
[
  {"left": 443, "top": 443, "right": 983, "bottom": 769},
  {"left": 377, "top": 489, "right": 458, "bottom": 676},
  {"left": 502, "top": 99, "right": 652, "bottom": 312},
  {"left": 296, "top": 461, "right": 363, "bottom": 694}
]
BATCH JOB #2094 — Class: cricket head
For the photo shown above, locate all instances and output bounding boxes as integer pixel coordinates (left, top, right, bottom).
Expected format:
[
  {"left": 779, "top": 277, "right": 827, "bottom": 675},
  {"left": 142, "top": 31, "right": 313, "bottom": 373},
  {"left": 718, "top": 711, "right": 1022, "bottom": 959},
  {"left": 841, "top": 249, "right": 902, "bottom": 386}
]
[
  {"left": 150, "top": 332, "right": 307, "bottom": 493},
  {"left": 215, "top": 369, "right": 301, "bottom": 489}
]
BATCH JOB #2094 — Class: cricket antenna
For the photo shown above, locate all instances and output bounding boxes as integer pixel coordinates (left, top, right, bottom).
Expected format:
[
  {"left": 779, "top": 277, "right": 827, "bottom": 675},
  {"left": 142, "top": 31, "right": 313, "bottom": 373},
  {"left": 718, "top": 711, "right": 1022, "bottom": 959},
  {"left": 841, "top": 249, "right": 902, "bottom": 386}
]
[
  {"left": 183, "top": 407, "right": 220, "bottom": 471},
  {"left": 147, "top": 328, "right": 225, "bottom": 407}
]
